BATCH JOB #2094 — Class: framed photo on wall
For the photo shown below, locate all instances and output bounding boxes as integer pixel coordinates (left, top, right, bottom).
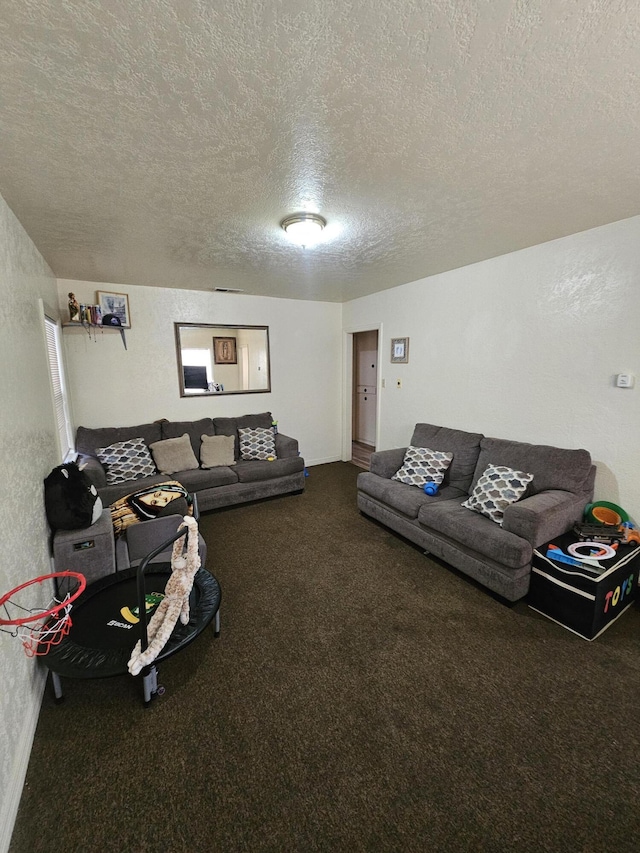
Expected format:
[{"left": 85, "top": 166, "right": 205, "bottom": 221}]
[
  {"left": 390, "top": 337, "right": 409, "bottom": 363},
  {"left": 213, "top": 336, "right": 237, "bottom": 364},
  {"left": 97, "top": 291, "right": 131, "bottom": 328}
]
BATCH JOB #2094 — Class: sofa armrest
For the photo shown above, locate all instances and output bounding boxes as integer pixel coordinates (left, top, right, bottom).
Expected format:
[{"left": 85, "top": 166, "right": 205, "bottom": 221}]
[
  {"left": 77, "top": 453, "right": 107, "bottom": 490},
  {"left": 275, "top": 433, "right": 299, "bottom": 458},
  {"left": 369, "top": 447, "right": 406, "bottom": 479},
  {"left": 502, "top": 490, "right": 588, "bottom": 547}
]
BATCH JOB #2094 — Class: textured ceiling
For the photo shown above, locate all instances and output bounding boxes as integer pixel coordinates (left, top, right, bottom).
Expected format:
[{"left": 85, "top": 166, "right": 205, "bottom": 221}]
[{"left": 1, "top": 1, "right": 640, "bottom": 302}]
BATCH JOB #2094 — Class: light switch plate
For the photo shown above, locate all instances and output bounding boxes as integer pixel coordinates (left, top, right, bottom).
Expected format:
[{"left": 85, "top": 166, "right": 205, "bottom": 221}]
[{"left": 616, "top": 373, "right": 635, "bottom": 388}]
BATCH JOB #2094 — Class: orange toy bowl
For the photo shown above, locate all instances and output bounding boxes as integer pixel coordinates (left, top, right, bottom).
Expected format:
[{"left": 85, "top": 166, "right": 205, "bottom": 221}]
[
  {"left": 584, "top": 501, "right": 630, "bottom": 525},
  {"left": 592, "top": 506, "right": 622, "bottom": 525}
]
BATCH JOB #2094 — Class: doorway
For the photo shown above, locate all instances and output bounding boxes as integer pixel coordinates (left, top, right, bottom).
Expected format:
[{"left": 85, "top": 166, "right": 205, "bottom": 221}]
[{"left": 351, "top": 329, "right": 378, "bottom": 468}]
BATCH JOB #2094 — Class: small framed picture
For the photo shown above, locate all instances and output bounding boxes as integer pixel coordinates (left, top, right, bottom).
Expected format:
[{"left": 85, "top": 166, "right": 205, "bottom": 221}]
[
  {"left": 390, "top": 337, "right": 409, "bottom": 363},
  {"left": 213, "top": 336, "right": 237, "bottom": 364},
  {"left": 97, "top": 291, "right": 131, "bottom": 328}
]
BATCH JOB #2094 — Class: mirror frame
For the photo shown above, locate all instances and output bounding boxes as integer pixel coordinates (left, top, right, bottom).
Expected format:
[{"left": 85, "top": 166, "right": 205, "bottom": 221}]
[{"left": 175, "top": 322, "right": 271, "bottom": 397}]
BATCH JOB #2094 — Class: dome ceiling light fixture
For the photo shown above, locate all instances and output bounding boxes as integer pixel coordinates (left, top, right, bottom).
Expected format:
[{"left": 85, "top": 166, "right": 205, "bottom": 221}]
[{"left": 280, "top": 212, "right": 327, "bottom": 248}]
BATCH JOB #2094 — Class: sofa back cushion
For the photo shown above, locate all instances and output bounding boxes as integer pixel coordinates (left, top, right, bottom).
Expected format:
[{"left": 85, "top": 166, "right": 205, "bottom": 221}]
[
  {"left": 238, "top": 426, "right": 277, "bottom": 460},
  {"left": 213, "top": 412, "right": 273, "bottom": 459},
  {"left": 161, "top": 418, "right": 215, "bottom": 458},
  {"left": 96, "top": 436, "right": 157, "bottom": 485},
  {"left": 462, "top": 463, "right": 534, "bottom": 525},
  {"left": 149, "top": 433, "right": 200, "bottom": 474},
  {"left": 472, "top": 437, "right": 593, "bottom": 496},
  {"left": 236, "top": 412, "right": 273, "bottom": 430},
  {"left": 212, "top": 417, "right": 240, "bottom": 457},
  {"left": 409, "top": 423, "right": 483, "bottom": 493},
  {"left": 200, "top": 435, "right": 236, "bottom": 468},
  {"left": 76, "top": 422, "right": 162, "bottom": 459}
]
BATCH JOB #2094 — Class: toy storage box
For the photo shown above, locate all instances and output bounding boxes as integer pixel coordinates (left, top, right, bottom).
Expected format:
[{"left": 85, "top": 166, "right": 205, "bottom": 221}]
[{"left": 529, "top": 533, "right": 638, "bottom": 640}]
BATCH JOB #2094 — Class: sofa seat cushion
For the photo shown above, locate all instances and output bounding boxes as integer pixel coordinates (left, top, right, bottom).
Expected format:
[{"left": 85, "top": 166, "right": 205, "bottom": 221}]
[
  {"left": 161, "top": 418, "right": 215, "bottom": 457},
  {"left": 418, "top": 499, "right": 532, "bottom": 569},
  {"left": 473, "top": 437, "right": 592, "bottom": 495},
  {"left": 358, "top": 472, "right": 466, "bottom": 520},
  {"left": 173, "top": 466, "right": 239, "bottom": 491},
  {"left": 410, "top": 423, "right": 483, "bottom": 493},
  {"left": 234, "top": 456, "right": 304, "bottom": 483}
]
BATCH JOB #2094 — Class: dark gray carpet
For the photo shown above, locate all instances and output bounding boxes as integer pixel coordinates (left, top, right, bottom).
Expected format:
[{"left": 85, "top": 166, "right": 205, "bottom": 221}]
[{"left": 10, "top": 463, "right": 640, "bottom": 852}]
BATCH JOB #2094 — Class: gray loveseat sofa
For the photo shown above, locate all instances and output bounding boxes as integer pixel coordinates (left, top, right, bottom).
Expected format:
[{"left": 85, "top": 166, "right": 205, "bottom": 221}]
[
  {"left": 76, "top": 411, "right": 305, "bottom": 513},
  {"left": 357, "top": 423, "right": 595, "bottom": 601}
]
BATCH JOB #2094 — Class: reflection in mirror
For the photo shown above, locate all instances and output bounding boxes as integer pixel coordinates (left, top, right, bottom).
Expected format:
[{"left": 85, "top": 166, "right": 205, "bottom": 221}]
[{"left": 175, "top": 323, "right": 271, "bottom": 396}]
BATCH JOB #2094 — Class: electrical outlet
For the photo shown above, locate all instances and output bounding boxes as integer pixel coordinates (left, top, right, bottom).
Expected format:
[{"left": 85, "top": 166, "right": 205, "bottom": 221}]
[{"left": 396, "top": 379, "right": 402, "bottom": 388}]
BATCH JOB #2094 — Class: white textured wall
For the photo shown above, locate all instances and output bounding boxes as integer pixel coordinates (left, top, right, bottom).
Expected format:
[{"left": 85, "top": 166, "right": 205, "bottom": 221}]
[
  {"left": 3, "top": 205, "right": 638, "bottom": 853},
  {"left": 0, "top": 195, "right": 61, "bottom": 853},
  {"left": 343, "top": 216, "right": 640, "bottom": 512},
  {"left": 58, "top": 281, "right": 343, "bottom": 466}
]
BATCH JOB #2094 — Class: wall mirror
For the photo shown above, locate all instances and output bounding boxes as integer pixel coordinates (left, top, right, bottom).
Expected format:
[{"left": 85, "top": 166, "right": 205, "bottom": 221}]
[{"left": 175, "top": 323, "right": 271, "bottom": 396}]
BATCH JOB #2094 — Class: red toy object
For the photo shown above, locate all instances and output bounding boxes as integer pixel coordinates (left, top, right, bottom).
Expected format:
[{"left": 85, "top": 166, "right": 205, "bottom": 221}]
[
  {"left": 591, "top": 542, "right": 618, "bottom": 558},
  {"left": 0, "top": 571, "right": 86, "bottom": 657}
]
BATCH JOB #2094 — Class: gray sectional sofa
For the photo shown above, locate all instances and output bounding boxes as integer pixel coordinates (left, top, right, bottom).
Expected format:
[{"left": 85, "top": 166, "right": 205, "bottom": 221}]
[
  {"left": 357, "top": 423, "right": 595, "bottom": 601},
  {"left": 76, "top": 411, "right": 305, "bottom": 513}
]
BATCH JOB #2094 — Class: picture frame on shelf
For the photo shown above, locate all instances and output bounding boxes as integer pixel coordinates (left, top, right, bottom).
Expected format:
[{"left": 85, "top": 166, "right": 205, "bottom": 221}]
[
  {"left": 213, "top": 336, "right": 237, "bottom": 364},
  {"left": 390, "top": 337, "right": 409, "bottom": 363},
  {"left": 97, "top": 291, "right": 131, "bottom": 328}
]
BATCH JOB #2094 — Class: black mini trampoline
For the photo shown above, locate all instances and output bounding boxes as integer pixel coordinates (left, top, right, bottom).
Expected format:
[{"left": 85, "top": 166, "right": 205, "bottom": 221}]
[{"left": 44, "top": 526, "right": 221, "bottom": 705}]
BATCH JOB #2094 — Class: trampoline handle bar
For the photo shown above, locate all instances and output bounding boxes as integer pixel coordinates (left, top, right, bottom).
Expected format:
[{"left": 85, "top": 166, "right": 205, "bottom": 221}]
[
  {"left": 135, "top": 525, "right": 186, "bottom": 654},
  {"left": 135, "top": 495, "right": 199, "bottom": 655}
]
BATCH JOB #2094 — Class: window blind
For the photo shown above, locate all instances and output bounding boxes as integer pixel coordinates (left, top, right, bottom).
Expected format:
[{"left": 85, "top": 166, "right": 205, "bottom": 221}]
[{"left": 44, "top": 315, "right": 73, "bottom": 460}]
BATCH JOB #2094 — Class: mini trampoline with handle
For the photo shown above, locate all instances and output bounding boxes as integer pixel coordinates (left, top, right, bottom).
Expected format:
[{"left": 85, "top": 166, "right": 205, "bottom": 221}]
[{"left": 42, "top": 521, "right": 221, "bottom": 705}]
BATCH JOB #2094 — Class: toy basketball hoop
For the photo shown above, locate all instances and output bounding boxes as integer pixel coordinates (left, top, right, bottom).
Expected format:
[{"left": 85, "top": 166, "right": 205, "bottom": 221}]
[{"left": 0, "top": 572, "right": 86, "bottom": 657}]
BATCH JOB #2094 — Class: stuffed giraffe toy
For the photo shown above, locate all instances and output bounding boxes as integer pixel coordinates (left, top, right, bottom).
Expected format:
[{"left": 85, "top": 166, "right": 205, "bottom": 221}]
[{"left": 127, "top": 515, "right": 201, "bottom": 677}]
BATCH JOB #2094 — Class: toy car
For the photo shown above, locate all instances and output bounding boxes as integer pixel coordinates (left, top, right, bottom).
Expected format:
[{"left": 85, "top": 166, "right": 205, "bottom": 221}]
[{"left": 572, "top": 522, "right": 640, "bottom": 546}]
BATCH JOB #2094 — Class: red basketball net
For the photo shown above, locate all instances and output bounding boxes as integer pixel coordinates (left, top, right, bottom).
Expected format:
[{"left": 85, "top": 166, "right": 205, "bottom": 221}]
[
  {"left": 0, "top": 572, "right": 86, "bottom": 657},
  {"left": 20, "top": 607, "right": 74, "bottom": 657}
]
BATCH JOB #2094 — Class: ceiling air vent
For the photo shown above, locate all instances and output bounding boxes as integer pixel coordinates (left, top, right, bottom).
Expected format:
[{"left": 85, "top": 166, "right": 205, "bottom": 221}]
[{"left": 213, "top": 287, "right": 245, "bottom": 294}]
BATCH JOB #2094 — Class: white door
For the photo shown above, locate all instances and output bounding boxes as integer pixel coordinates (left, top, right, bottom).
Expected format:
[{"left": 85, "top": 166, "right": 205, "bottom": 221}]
[{"left": 353, "top": 330, "right": 378, "bottom": 446}]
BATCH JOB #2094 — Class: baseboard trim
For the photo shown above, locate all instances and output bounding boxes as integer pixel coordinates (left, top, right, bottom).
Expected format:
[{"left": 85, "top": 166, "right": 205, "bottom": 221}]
[
  {"left": 306, "top": 456, "right": 342, "bottom": 466},
  {"left": 0, "top": 668, "right": 46, "bottom": 853}
]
